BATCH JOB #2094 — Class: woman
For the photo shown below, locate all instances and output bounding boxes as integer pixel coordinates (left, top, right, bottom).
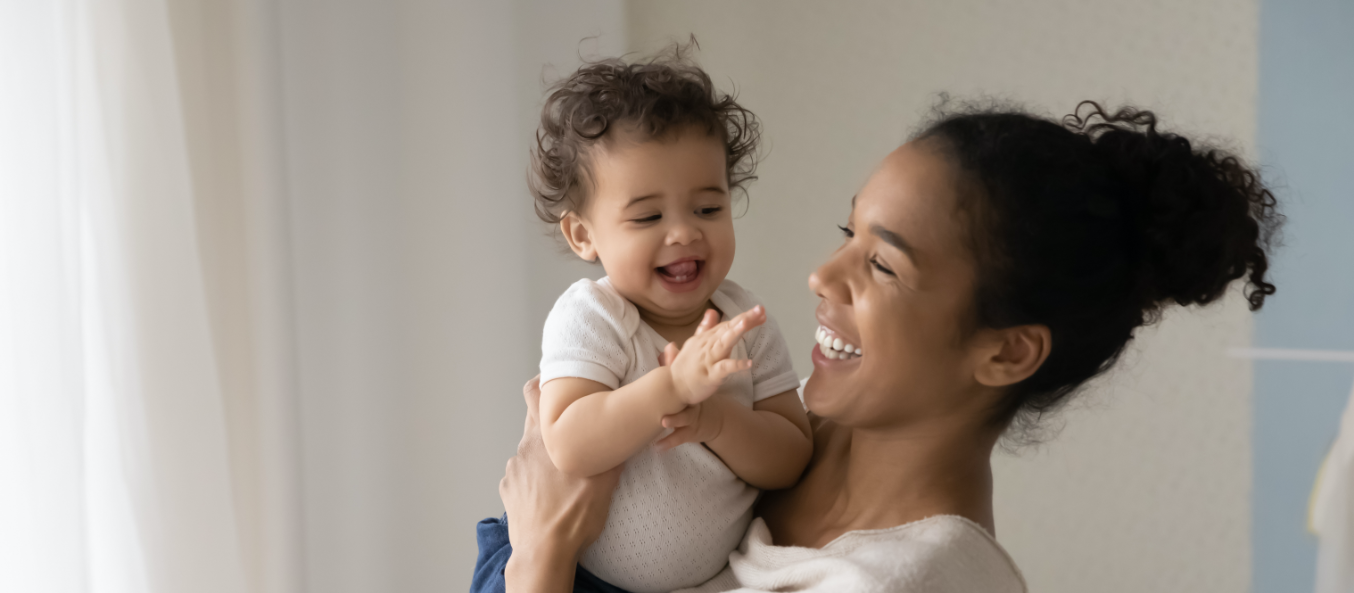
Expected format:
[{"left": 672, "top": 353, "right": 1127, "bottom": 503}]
[{"left": 489, "top": 102, "right": 1280, "bottom": 592}]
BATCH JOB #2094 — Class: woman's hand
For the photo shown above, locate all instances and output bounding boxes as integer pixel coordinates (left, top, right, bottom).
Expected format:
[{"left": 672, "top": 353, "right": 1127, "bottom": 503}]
[{"left": 500, "top": 377, "right": 623, "bottom": 592}]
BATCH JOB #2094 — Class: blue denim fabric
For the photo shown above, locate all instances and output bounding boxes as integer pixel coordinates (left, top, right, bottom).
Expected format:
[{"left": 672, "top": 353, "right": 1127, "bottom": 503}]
[{"left": 470, "top": 515, "right": 633, "bottom": 593}]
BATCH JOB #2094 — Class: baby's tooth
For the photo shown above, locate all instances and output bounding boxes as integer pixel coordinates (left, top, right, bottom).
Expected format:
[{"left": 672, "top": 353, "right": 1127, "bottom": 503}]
[{"left": 832, "top": 338, "right": 844, "bottom": 351}]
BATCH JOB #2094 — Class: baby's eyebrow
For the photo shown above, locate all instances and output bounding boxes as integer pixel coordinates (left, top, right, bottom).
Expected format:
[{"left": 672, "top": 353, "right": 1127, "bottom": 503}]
[{"left": 625, "top": 194, "right": 660, "bottom": 207}]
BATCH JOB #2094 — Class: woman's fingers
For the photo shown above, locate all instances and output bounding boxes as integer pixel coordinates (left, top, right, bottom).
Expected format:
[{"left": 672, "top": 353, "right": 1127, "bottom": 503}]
[
  {"left": 523, "top": 376, "right": 542, "bottom": 419},
  {"left": 519, "top": 375, "right": 545, "bottom": 454}
]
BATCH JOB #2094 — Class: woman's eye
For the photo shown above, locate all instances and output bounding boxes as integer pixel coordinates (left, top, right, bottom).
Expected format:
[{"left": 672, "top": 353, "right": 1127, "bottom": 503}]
[
  {"left": 870, "top": 257, "right": 896, "bottom": 277},
  {"left": 838, "top": 224, "right": 854, "bottom": 238}
]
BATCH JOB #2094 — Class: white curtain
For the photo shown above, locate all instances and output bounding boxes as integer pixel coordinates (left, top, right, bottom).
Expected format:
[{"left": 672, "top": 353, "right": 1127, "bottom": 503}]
[
  {"left": 1313, "top": 380, "right": 1354, "bottom": 593},
  {"left": 0, "top": 1, "right": 301, "bottom": 592}
]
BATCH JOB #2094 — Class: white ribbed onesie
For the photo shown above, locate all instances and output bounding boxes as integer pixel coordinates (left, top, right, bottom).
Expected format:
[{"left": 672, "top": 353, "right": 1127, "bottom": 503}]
[{"left": 539, "top": 277, "right": 801, "bottom": 593}]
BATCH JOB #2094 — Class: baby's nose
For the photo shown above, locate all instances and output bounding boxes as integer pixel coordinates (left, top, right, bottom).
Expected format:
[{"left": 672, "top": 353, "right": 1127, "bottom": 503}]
[{"left": 666, "top": 220, "right": 702, "bottom": 245}]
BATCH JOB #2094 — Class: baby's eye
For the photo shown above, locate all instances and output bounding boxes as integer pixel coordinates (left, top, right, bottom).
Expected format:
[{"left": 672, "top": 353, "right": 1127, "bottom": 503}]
[
  {"left": 633, "top": 214, "right": 661, "bottom": 223},
  {"left": 698, "top": 206, "right": 723, "bottom": 216}
]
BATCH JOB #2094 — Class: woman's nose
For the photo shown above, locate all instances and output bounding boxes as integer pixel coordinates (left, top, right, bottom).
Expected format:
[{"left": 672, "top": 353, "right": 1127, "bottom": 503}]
[{"left": 809, "top": 251, "right": 851, "bottom": 304}]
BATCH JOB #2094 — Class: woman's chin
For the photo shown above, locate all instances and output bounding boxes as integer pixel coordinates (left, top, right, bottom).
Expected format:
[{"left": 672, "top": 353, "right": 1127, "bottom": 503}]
[{"left": 802, "top": 368, "right": 848, "bottom": 418}]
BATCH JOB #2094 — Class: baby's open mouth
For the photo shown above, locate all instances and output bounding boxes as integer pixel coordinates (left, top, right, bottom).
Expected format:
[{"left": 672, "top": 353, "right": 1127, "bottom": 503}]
[{"left": 657, "top": 259, "right": 702, "bottom": 284}]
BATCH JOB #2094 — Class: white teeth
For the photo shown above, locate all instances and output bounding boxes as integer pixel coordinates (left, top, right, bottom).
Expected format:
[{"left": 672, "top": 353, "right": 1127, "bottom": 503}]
[{"left": 815, "top": 325, "right": 862, "bottom": 359}]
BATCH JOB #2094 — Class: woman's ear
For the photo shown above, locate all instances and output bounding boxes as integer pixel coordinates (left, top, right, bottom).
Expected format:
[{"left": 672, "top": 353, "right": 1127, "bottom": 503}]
[
  {"left": 973, "top": 324, "right": 1051, "bottom": 388},
  {"left": 560, "top": 213, "right": 598, "bottom": 262}
]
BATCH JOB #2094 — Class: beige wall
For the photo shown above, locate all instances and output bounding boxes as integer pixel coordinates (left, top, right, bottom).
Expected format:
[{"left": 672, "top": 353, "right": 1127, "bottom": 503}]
[
  {"left": 279, "top": 2, "right": 625, "bottom": 591},
  {"left": 280, "top": 1, "right": 1259, "bottom": 590},
  {"left": 628, "top": 1, "right": 1257, "bottom": 591}
]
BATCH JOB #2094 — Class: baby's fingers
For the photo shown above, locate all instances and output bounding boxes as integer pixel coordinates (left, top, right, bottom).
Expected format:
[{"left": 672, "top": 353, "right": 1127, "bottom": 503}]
[
  {"left": 693, "top": 309, "right": 720, "bottom": 336},
  {"left": 658, "top": 342, "right": 679, "bottom": 367},
  {"left": 656, "top": 426, "right": 698, "bottom": 451},
  {"left": 710, "top": 358, "right": 754, "bottom": 382},
  {"left": 661, "top": 406, "right": 699, "bottom": 429},
  {"left": 709, "top": 305, "right": 766, "bottom": 359}
]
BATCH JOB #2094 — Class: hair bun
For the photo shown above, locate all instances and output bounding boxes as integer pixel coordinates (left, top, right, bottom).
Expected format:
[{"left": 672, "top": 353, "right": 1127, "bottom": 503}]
[{"left": 1064, "top": 102, "right": 1281, "bottom": 311}]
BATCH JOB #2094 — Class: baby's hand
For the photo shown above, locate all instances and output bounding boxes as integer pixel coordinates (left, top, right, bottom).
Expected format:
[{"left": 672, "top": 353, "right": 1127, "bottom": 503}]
[
  {"left": 664, "top": 306, "right": 766, "bottom": 406},
  {"left": 655, "top": 398, "right": 726, "bottom": 451}
]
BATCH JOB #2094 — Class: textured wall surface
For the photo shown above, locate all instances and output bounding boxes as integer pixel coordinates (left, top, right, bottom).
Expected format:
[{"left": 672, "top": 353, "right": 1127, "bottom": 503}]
[{"left": 628, "top": 2, "right": 1259, "bottom": 591}]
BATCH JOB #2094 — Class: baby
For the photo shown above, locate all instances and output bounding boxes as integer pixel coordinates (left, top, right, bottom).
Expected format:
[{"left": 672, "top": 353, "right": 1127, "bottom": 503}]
[{"left": 516, "top": 49, "right": 812, "bottom": 592}]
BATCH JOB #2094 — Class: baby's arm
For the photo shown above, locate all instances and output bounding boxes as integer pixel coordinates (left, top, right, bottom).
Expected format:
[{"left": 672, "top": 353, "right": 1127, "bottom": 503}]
[
  {"left": 539, "top": 308, "right": 764, "bottom": 478},
  {"left": 668, "top": 389, "right": 812, "bottom": 490},
  {"left": 539, "top": 371, "right": 686, "bottom": 477}
]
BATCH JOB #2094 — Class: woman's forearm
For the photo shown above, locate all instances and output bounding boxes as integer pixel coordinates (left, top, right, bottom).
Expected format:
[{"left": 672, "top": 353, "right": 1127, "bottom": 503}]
[{"left": 504, "top": 542, "right": 577, "bottom": 593}]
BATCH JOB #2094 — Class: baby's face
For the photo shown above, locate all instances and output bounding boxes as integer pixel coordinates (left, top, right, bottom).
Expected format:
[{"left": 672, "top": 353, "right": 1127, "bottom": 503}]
[{"left": 564, "top": 126, "right": 735, "bottom": 324}]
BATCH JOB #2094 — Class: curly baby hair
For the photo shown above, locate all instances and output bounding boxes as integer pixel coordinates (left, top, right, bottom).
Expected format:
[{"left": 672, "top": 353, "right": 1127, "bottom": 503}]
[
  {"left": 915, "top": 99, "right": 1282, "bottom": 443},
  {"left": 529, "top": 40, "right": 761, "bottom": 225}
]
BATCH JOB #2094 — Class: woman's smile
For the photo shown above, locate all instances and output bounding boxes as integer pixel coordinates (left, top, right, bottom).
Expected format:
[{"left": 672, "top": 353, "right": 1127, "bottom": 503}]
[{"left": 813, "top": 325, "right": 862, "bottom": 361}]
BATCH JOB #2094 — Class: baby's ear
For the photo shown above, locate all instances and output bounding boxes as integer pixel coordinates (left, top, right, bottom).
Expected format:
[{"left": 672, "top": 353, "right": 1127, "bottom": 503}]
[{"left": 560, "top": 213, "right": 598, "bottom": 262}]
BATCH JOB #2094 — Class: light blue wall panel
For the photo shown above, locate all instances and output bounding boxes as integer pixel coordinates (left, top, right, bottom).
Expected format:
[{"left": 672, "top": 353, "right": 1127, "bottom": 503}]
[{"left": 1256, "top": 0, "right": 1354, "bottom": 591}]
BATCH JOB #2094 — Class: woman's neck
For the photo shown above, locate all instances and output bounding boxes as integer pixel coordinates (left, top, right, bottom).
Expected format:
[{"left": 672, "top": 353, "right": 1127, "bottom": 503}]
[
  {"left": 767, "top": 413, "right": 999, "bottom": 547},
  {"left": 835, "top": 420, "right": 997, "bottom": 533}
]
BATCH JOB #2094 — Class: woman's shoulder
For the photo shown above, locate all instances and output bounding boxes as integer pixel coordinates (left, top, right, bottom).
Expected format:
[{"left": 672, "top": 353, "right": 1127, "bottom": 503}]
[{"left": 689, "top": 517, "right": 1026, "bottom": 593}]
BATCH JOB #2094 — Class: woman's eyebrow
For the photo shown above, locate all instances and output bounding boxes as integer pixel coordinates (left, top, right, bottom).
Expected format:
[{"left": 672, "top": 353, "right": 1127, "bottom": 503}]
[{"left": 869, "top": 223, "right": 915, "bottom": 259}]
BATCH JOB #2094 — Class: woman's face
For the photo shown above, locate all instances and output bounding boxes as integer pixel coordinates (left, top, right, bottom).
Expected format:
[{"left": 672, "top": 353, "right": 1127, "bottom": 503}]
[{"left": 805, "top": 141, "right": 995, "bottom": 430}]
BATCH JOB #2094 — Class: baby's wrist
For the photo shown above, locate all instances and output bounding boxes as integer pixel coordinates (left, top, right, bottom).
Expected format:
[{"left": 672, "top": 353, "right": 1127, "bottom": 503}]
[
  {"left": 650, "top": 366, "right": 692, "bottom": 415},
  {"left": 701, "top": 396, "right": 733, "bottom": 444}
]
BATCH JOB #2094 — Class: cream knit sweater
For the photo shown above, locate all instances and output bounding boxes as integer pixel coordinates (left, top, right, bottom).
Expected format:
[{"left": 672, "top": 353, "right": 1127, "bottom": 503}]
[{"left": 676, "top": 516, "right": 1026, "bottom": 593}]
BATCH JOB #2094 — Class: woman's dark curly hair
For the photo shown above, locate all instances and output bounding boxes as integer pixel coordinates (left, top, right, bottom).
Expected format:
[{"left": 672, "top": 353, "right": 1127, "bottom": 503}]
[
  {"left": 914, "top": 100, "right": 1282, "bottom": 442},
  {"left": 530, "top": 41, "right": 760, "bottom": 225}
]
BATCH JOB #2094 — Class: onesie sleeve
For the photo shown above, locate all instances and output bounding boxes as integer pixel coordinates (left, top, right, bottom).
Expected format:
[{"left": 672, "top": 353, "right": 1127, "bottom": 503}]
[
  {"left": 539, "top": 279, "right": 633, "bottom": 390},
  {"left": 748, "top": 309, "right": 802, "bottom": 402},
  {"left": 717, "top": 281, "right": 800, "bottom": 402}
]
